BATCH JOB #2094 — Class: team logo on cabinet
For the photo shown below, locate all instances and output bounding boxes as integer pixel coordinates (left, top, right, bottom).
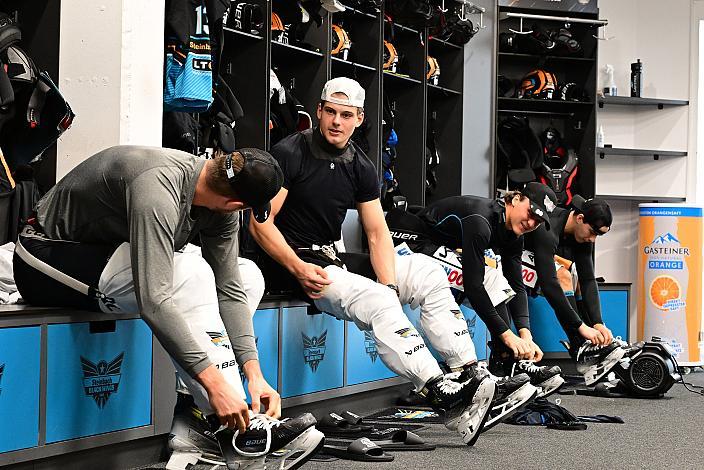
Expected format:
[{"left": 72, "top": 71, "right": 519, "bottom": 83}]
[
  {"left": 363, "top": 331, "right": 379, "bottom": 363},
  {"left": 0, "top": 363, "right": 4, "bottom": 395},
  {"left": 466, "top": 315, "right": 477, "bottom": 339},
  {"left": 302, "top": 330, "right": 327, "bottom": 372},
  {"left": 80, "top": 352, "right": 124, "bottom": 409}
]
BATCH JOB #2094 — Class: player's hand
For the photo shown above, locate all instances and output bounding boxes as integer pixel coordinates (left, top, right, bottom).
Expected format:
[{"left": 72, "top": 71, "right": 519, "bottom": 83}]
[
  {"left": 529, "top": 339, "right": 544, "bottom": 362},
  {"left": 593, "top": 323, "right": 613, "bottom": 345},
  {"left": 500, "top": 331, "right": 533, "bottom": 360},
  {"left": 201, "top": 376, "right": 249, "bottom": 433},
  {"left": 294, "top": 262, "right": 332, "bottom": 299},
  {"left": 248, "top": 376, "right": 281, "bottom": 419},
  {"left": 578, "top": 323, "right": 607, "bottom": 346}
]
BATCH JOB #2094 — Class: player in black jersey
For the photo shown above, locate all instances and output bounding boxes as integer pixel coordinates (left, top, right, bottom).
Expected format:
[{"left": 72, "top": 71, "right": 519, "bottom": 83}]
[
  {"left": 523, "top": 196, "right": 625, "bottom": 386},
  {"left": 250, "top": 77, "right": 499, "bottom": 445},
  {"left": 386, "top": 185, "right": 565, "bottom": 398}
]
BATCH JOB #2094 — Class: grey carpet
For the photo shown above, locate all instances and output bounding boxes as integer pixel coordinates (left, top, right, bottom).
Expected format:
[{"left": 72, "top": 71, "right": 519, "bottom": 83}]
[{"left": 133, "top": 370, "right": 704, "bottom": 470}]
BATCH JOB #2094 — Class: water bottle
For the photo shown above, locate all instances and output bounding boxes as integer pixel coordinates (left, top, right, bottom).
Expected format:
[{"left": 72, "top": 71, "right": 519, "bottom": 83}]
[
  {"left": 604, "top": 64, "right": 617, "bottom": 96},
  {"left": 630, "top": 59, "right": 643, "bottom": 97}
]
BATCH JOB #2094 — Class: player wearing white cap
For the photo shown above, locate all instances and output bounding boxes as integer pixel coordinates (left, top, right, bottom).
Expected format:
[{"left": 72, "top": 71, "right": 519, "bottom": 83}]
[{"left": 250, "top": 77, "right": 498, "bottom": 446}]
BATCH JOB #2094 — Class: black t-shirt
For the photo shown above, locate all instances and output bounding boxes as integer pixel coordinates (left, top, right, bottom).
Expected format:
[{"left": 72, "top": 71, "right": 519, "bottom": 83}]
[
  {"left": 270, "top": 128, "right": 379, "bottom": 248},
  {"left": 524, "top": 207, "right": 602, "bottom": 329},
  {"left": 417, "top": 195, "right": 529, "bottom": 336}
]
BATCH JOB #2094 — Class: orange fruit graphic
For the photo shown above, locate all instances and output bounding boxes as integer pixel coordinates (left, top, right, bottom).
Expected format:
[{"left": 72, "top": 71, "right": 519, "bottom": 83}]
[{"left": 649, "top": 275, "right": 681, "bottom": 310}]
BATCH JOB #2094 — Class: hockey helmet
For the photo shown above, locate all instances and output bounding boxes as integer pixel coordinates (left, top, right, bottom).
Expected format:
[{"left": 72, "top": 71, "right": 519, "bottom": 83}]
[{"left": 519, "top": 69, "right": 558, "bottom": 99}]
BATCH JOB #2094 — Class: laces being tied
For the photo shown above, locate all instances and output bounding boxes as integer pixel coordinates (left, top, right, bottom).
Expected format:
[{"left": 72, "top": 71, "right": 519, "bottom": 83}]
[
  {"left": 576, "top": 340, "right": 600, "bottom": 361},
  {"left": 228, "top": 414, "right": 283, "bottom": 457}
]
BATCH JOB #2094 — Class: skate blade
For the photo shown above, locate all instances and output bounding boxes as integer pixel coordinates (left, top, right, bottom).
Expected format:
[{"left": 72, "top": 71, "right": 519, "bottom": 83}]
[
  {"left": 482, "top": 383, "right": 539, "bottom": 432},
  {"left": 166, "top": 450, "right": 201, "bottom": 470},
  {"left": 536, "top": 375, "right": 565, "bottom": 398},
  {"left": 584, "top": 347, "right": 627, "bottom": 386},
  {"left": 267, "top": 428, "right": 326, "bottom": 470},
  {"left": 226, "top": 456, "right": 266, "bottom": 470},
  {"left": 459, "top": 379, "right": 496, "bottom": 446}
]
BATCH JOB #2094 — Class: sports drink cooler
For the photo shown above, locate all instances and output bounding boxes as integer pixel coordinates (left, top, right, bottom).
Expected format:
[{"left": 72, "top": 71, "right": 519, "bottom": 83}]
[{"left": 638, "top": 204, "right": 704, "bottom": 366}]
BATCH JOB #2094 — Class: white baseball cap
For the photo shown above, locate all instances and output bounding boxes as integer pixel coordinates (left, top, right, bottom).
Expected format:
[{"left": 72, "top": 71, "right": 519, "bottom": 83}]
[
  {"left": 321, "top": 0, "right": 346, "bottom": 13},
  {"left": 321, "top": 77, "right": 365, "bottom": 108}
]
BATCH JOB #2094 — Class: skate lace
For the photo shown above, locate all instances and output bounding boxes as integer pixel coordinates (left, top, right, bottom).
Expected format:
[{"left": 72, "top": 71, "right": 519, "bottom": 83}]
[
  {"left": 514, "top": 360, "right": 540, "bottom": 375},
  {"left": 438, "top": 377, "right": 464, "bottom": 395},
  {"left": 228, "top": 414, "right": 282, "bottom": 458},
  {"left": 576, "top": 340, "right": 601, "bottom": 362},
  {"left": 249, "top": 414, "right": 286, "bottom": 432}
]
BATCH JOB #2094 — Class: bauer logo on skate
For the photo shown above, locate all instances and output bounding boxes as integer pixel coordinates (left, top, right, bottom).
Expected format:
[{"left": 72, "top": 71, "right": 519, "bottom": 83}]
[
  {"left": 80, "top": 352, "right": 124, "bottom": 409},
  {"left": 302, "top": 330, "right": 327, "bottom": 372}
]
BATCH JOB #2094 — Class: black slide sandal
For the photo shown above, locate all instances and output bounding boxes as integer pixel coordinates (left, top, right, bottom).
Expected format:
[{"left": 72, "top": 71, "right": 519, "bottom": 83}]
[
  {"left": 321, "top": 437, "right": 394, "bottom": 462},
  {"left": 361, "top": 429, "right": 435, "bottom": 451},
  {"left": 318, "top": 412, "right": 368, "bottom": 437},
  {"left": 340, "top": 410, "right": 373, "bottom": 431}
]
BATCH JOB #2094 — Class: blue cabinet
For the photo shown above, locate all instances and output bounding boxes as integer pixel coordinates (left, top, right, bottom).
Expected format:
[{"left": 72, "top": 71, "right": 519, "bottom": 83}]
[
  {"left": 242, "top": 309, "right": 279, "bottom": 400},
  {"left": 45, "top": 320, "right": 152, "bottom": 443},
  {"left": 345, "top": 323, "right": 396, "bottom": 385},
  {"left": 529, "top": 287, "right": 629, "bottom": 353},
  {"left": 281, "top": 307, "right": 344, "bottom": 398},
  {"left": 0, "top": 326, "right": 41, "bottom": 453}
]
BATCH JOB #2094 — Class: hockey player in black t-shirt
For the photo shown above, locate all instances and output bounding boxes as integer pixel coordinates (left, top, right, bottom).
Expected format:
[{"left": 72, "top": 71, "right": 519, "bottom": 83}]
[
  {"left": 523, "top": 196, "right": 626, "bottom": 386},
  {"left": 250, "top": 77, "right": 503, "bottom": 445},
  {"left": 385, "top": 186, "right": 565, "bottom": 402}
]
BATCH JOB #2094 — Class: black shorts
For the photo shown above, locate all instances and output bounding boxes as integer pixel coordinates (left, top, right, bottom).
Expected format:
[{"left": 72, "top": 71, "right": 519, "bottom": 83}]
[{"left": 14, "top": 228, "right": 117, "bottom": 311}]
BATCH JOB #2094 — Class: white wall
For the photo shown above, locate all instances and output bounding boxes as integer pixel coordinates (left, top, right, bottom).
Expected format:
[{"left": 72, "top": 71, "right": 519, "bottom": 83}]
[
  {"left": 56, "top": 0, "right": 165, "bottom": 179},
  {"left": 595, "top": 0, "right": 690, "bottom": 200},
  {"left": 595, "top": 0, "right": 696, "bottom": 340}
]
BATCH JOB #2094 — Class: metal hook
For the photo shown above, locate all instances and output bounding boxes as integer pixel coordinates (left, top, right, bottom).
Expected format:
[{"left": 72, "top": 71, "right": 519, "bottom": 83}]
[
  {"left": 439, "top": 0, "right": 448, "bottom": 14},
  {"left": 509, "top": 17, "right": 533, "bottom": 35},
  {"left": 453, "top": 1, "right": 486, "bottom": 32},
  {"left": 593, "top": 23, "right": 615, "bottom": 41},
  {"left": 455, "top": 2, "right": 468, "bottom": 22}
]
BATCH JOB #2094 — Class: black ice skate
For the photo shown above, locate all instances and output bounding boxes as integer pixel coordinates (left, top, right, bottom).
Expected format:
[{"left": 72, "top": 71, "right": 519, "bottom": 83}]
[{"left": 425, "top": 372, "right": 496, "bottom": 446}]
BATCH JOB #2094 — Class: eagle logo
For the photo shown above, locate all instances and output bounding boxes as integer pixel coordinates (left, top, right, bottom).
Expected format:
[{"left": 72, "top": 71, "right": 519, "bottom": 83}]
[
  {"left": 302, "top": 330, "right": 327, "bottom": 372},
  {"left": 81, "top": 353, "right": 124, "bottom": 409},
  {"left": 363, "top": 331, "right": 378, "bottom": 363},
  {"left": 466, "top": 315, "right": 477, "bottom": 339}
]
